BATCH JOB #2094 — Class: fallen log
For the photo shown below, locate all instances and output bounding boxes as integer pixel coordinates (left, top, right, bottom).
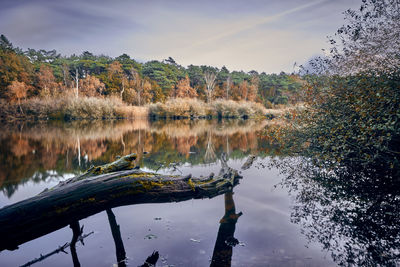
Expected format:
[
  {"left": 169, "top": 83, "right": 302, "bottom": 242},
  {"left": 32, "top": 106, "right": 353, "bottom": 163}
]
[{"left": 0, "top": 153, "right": 241, "bottom": 251}]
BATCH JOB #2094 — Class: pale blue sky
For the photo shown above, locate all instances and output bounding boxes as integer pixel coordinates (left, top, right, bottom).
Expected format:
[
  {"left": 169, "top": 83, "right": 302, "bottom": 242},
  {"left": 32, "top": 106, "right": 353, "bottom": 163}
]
[{"left": 0, "top": 0, "right": 361, "bottom": 73}]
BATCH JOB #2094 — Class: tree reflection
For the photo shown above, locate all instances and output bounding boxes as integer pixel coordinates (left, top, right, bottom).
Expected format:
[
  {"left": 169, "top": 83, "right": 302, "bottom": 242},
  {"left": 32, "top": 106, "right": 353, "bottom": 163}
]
[
  {"left": 106, "top": 209, "right": 127, "bottom": 267},
  {"left": 0, "top": 119, "right": 271, "bottom": 198},
  {"left": 204, "top": 129, "right": 216, "bottom": 163},
  {"left": 275, "top": 157, "right": 400, "bottom": 266},
  {"left": 70, "top": 221, "right": 82, "bottom": 267},
  {"left": 210, "top": 191, "right": 242, "bottom": 267}
]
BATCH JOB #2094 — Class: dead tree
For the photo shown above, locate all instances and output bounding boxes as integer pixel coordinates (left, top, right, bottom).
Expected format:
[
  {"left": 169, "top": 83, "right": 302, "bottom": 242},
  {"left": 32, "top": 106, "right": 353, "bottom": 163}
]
[
  {"left": 71, "top": 67, "right": 80, "bottom": 98},
  {"left": 0, "top": 153, "right": 242, "bottom": 251},
  {"left": 204, "top": 71, "right": 217, "bottom": 103},
  {"left": 226, "top": 75, "right": 232, "bottom": 100}
]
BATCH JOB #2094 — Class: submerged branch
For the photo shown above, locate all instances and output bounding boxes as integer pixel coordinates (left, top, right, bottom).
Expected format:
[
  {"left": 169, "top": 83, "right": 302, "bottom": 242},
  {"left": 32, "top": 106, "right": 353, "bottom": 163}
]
[{"left": 20, "top": 230, "right": 93, "bottom": 267}]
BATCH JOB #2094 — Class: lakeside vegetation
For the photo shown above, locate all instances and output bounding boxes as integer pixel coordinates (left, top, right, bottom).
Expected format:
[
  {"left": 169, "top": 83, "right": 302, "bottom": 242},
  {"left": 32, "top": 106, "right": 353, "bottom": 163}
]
[
  {"left": 0, "top": 34, "right": 303, "bottom": 121},
  {"left": 267, "top": 0, "right": 400, "bottom": 173},
  {"left": 149, "top": 98, "right": 267, "bottom": 119},
  {"left": 0, "top": 96, "right": 272, "bottom": 121},
  {"left": 263, "top": 1, "right": 400, "bottom": 265}
]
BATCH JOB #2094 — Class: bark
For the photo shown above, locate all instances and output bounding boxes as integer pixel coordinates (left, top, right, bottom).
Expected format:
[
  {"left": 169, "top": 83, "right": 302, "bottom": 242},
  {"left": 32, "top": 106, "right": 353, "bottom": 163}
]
[
  {"left": 0, "top": 153, "right": 241, "bottom": 251},
  {"left": 120, "top": 78, "right": 125, "bottom": 99},
  {"left": 226, "top": 76, "right": 232, "bottom": 100},
  {"left": 204, "top": 71, "right": 217, "bottom": 103},
  {"left": 72, "top": 68, "right": 79, "bottom": 98}
]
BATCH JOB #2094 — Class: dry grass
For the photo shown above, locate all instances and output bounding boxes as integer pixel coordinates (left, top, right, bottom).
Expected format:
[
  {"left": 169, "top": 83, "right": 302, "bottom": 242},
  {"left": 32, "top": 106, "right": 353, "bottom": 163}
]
[
  {"left": 148, "top": 98, "right": 267, "bottom": 119},
  {"left": 264, "top": 104, "right": 304, "bottom": 120},
  {"left": 0, "top": 96, "right": 290, "bottom": 122},
  {"left": 148, "top": 98, "right": 213, "bottom": 119},
  {"left": 0, "top": 97, "right": 149, "bottom": 121},
  {"left": 115, "top": 105, "right": 149, "bottom": 119}
]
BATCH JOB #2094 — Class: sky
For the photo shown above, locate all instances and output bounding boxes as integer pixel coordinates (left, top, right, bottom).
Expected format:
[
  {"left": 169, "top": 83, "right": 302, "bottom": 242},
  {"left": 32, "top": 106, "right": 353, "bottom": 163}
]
[{"left": 0, "top": 0, "right": 361, "bottom": 73}]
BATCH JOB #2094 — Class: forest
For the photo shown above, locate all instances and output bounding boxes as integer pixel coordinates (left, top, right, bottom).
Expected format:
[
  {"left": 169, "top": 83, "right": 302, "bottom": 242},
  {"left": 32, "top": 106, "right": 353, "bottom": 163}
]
[{"left": 0, "top": 34, "right": 302, "bottom": 120}]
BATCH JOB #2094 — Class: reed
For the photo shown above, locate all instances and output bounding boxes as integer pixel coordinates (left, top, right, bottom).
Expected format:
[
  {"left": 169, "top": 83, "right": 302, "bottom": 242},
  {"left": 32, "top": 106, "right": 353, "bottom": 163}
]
[
  {"left": 0, "top": 97, "right": 149, "bottom": 121},
  {"left": 148, "top": 98, "right": 266, "bottom": 119}
]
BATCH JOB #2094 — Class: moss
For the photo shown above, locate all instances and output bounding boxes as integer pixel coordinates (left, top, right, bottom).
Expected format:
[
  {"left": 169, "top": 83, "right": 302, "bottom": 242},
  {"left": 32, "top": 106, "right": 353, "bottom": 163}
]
[
  {"left": 123, "top": 172, "right": 157, "bottom": 179},
  {"left": 187, "top": 176, "right": 219, "bottom": 191},
  {"left": 55, "top": 206, "right": 69, "bottom": 214},
  {"left": 78, "top": 153, "right": 138, "bottom": 181},
  {"left": 187, "top": 178, "right": 195, "bottom": 191},
  {"left": 136, "top": 180, "right": 172, "bottom": 190}
]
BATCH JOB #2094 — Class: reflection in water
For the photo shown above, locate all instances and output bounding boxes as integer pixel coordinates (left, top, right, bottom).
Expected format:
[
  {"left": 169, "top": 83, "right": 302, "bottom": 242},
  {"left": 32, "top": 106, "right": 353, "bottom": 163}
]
[
  {"left": 1, "top": 148, "right": 243, "bottom": 266},
  {"left": 138, "top": 251, "right": 159, "bottom": 267},
  {"left": 0, "top": 119, "right": 274, "bottom": 198},
  {"left": 274, "top": 157, "right": 400, "bottom": 266},
  {"left": 15, "top": 175, "right": 237, "bottom": 267},
  {"left": 70, "top": 221, "right": 82, "bottom": 267},
  {"left": 0, "top": 119, "right": 345, "bottom": 266},
  {"left": 19, "top": 221, "right": 93, "bottom": 267},
  {"left": 106, "top": 209, "right": 127, "bottom": 267},
  {"left": 210, "top": 191, "right": 242, "bottom": 267},
  {"left": 205, "top": 129, "right": 217, "bottom": 163}
]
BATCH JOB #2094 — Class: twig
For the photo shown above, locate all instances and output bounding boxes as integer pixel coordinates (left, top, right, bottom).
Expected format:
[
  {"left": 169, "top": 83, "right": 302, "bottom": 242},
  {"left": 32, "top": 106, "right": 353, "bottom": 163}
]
[{"left": 20, "top": 231, "right": 94, "bottom": 267}]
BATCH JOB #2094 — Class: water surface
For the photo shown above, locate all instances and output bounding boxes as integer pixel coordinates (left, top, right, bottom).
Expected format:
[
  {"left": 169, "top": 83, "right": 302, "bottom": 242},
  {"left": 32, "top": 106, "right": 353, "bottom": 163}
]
[{"left": 0, "top": 119, "right": 335, "bottom": 266}]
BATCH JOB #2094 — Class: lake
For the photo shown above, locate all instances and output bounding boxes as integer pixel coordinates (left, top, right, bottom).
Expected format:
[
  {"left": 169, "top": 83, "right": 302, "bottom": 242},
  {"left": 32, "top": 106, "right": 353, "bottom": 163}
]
[{"left": 0, "top": 119, "right": 380, "bottom": 266}]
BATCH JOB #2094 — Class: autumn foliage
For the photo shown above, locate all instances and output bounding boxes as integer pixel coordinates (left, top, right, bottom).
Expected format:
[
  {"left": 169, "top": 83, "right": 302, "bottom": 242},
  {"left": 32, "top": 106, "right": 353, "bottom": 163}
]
[{"left": 0, "top": 34, "right": 303, "bottom": 120}]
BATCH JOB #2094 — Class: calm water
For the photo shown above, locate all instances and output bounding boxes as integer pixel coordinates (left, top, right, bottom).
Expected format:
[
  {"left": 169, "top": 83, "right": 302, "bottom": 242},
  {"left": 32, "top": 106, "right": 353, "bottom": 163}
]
[{"left": 0, "top": 119, "right": 337, "bottom": 266}]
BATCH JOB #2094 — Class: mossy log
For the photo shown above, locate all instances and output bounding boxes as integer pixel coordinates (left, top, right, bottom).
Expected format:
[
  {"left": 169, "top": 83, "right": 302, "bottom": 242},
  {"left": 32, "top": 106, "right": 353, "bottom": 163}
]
[{"left": 0, "top": 153, "right": 241, "bottom": 251}]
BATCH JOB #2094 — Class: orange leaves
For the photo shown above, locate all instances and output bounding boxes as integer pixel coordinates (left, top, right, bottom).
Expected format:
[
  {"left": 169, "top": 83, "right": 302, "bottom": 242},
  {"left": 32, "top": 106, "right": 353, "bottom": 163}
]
[
  {"left": 37, "top": 65, "right": 59, "bottom": 98},
  {"left": 80, "top": 75, "right": 105, "bottom": 97},
  {"left": 7, "top": 80, "right": 28, "bottom": 103},
  {"left": 175, "top": 75, "right": 197, "bottom": 98},
  {"left": 107, "top": 61, "right": 123, "bottom": 78}
]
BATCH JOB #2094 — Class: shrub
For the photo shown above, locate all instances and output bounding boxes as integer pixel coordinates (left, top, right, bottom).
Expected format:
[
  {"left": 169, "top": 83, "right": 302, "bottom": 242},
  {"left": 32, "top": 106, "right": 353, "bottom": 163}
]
[
  {"left": 148, "top": 98, "right": 266, "bottom": 119},
  {"left": 0, "top": 96, "right": 147, "bottom": 121}
]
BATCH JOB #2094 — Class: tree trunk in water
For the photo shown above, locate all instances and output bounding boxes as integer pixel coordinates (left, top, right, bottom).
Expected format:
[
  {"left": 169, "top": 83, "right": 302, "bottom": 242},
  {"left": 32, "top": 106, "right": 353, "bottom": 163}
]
[
  {"left": 0, "top": 153, "right": 241, "bottom": 251},
  {"left": 210, "top": 191, "right": 242, "bottom": 267},
  {"left": 70, "top": 221, "right": 82, "bottom": 267},
  {"left": 106, "top": 209, "right": 127, "bottom": 267}
]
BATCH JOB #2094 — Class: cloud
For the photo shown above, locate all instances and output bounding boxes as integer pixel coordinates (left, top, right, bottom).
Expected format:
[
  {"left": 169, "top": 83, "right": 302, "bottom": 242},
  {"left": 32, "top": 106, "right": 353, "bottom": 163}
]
[{"left": 0, "top": 0, "right": 362, "bottom": 72}]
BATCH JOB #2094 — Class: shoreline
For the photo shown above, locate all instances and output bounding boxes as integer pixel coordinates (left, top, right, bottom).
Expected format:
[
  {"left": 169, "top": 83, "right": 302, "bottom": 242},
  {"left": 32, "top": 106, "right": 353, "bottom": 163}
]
[{"left": 0, "top": 97, "right": 290, "bottom": 122}]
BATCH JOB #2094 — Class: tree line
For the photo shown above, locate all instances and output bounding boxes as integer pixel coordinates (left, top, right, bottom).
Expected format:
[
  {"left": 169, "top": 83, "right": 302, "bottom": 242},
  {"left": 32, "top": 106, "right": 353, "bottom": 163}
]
[{"left": 0, "top": 35, "right": 303, "bottom": 107}]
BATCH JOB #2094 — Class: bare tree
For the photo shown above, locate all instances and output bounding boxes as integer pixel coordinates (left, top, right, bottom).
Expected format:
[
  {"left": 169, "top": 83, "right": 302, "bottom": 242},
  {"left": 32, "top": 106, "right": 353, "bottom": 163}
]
[
  {"left": 71, "top": 68, "right": 80, "bottom": 98},
  {"left": 226, "top": 75, "right": 232, "bottom": 100},
  {"left": 62, "top": 63, "right": 69, "bottom": 87},
  {"left": 204, "top": 71, "right": 217, "bottom": 103},
  {"left": 120, "top": 75, "right": 128, "bottom": 99},
  {"left": 316, "top": 0, "right": 400, "bottom": 75},
  {"left": 130, "top": 68, "right": 143, "bottom": 106}
]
